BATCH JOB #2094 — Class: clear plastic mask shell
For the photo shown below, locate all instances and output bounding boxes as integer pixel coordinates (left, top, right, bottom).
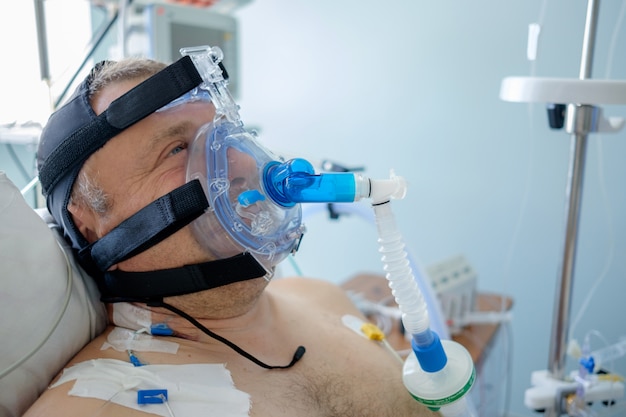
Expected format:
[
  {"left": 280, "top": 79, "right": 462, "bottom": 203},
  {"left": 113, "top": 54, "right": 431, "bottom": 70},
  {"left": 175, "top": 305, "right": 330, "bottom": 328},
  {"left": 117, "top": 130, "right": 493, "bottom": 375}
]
[{"left": 186, "top": 118, "right": 304, "bottom": 273}]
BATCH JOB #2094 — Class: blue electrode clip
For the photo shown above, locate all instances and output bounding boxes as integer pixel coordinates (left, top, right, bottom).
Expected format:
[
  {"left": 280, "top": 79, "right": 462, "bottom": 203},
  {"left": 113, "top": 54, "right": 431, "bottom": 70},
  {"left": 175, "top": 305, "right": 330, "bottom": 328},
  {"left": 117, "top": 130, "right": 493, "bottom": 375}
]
[
  {"left": 138, "top": 389, "right": 168, "bottom": 404},
  {"left": 151, "top": 323, "right": 175, "bottom": 336}
]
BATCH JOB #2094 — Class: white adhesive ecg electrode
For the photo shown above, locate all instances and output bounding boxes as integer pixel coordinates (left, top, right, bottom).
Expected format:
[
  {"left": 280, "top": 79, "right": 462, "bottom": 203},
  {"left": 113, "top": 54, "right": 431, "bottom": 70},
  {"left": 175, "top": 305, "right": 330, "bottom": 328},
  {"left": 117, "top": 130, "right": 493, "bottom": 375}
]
[{"left": 51, "top": 359, "right": 251, "bottom": 417}]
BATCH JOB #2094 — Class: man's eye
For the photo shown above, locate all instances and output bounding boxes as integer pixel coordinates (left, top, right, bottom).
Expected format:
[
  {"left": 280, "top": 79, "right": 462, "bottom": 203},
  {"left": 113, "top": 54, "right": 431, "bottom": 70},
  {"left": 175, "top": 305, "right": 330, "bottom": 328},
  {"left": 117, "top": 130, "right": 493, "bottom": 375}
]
[{"left": 170, "top": 144, "right": 187, "bottom": 156}]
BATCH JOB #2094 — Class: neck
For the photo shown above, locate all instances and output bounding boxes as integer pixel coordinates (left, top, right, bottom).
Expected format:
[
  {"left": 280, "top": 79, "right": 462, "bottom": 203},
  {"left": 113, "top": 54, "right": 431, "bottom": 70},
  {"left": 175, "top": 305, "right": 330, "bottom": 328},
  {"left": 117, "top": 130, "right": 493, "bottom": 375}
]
[
  {"left": 108, "top": 278, "right": 272, "bottom": 341},
  {"left": 106, "top": 279, "right": 308, "bottom": 370}
]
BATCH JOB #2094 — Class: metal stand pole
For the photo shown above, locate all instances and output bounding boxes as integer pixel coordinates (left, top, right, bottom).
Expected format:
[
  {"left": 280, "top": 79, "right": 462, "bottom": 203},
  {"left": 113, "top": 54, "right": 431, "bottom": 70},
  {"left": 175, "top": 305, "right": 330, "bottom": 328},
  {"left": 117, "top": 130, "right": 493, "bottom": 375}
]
[
  {"left": 33, "top": 0, "right": 50, "bottom": 83},
  {"left": 545, "top": 0, "right": 600, "bottom": 414}
]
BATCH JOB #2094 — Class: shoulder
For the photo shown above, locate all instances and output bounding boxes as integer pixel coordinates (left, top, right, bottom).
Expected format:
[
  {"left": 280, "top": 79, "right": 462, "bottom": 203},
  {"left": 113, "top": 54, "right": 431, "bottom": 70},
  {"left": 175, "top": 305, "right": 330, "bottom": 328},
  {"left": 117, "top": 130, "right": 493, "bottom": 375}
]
[
  {"left": 268, "top": 276, "right": 363, "bottom": 316},
  {"left": 23, "top": 327, "right": 131, "bottom": 417},
  {"left": 269, "top": 276, "right": 346, "bottom": 298}
]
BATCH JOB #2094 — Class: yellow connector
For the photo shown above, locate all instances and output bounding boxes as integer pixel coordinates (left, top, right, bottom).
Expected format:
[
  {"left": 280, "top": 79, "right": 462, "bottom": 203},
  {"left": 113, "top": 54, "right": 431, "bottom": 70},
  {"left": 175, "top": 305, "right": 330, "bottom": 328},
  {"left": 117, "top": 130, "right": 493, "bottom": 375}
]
[
  {"left": 360, "top": 322, "right": 404, "bottom": 364},
  {"left": 342, "top": 315, "right": 404, "bottom": 363},
  {"left": 361, "top": 322, "right": 386, "bottom": 341}
]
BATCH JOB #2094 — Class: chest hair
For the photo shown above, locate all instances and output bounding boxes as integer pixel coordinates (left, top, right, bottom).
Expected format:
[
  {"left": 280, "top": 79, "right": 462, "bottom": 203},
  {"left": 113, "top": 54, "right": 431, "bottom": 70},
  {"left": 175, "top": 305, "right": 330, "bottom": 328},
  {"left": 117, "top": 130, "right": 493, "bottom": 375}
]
[{"left": 269, "top": 365, "right": 424, "bottom": 417}]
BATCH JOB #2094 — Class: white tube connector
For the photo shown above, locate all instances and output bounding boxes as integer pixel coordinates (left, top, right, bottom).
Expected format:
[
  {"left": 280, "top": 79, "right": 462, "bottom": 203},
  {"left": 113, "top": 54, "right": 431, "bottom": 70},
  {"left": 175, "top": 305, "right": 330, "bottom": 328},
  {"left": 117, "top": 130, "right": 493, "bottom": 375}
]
[{"left": 359, "top": 170, "right": 407, "bottom": 205}]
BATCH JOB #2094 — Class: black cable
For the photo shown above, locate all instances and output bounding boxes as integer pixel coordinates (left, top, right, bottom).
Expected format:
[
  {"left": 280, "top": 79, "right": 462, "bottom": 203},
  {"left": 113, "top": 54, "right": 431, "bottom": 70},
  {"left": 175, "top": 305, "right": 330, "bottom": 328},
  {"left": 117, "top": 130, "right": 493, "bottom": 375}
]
[{"left": 148, "top": 299, "right": 306, "bottom": 370}]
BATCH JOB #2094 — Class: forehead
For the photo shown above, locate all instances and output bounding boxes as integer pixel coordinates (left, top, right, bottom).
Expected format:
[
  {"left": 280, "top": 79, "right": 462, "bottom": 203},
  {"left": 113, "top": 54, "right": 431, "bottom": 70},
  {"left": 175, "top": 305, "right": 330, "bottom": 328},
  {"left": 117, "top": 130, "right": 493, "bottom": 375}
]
[
  {"left": 84, "top": 79, "right": 215, "bottom": 171},
  {"left": 91, "top": 77, "right": 216, "bottom": 141},
  {"left": 91, "top": 78, "right": 143, "bottom": 115}
]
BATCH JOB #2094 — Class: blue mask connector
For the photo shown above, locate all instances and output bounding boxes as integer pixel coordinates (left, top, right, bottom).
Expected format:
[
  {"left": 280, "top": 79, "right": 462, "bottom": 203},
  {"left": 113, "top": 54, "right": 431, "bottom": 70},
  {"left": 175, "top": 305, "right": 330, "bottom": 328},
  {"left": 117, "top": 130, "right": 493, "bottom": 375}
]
[{"left": 263, "top": 158, "right": 405, "bottom": 207}]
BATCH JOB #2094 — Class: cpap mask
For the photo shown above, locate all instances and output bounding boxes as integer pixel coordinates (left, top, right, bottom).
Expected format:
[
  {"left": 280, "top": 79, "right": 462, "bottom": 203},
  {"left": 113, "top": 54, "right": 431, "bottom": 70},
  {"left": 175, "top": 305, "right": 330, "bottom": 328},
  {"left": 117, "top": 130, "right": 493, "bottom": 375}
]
[{"left": 175, "top": 46, "right": 305, "bottom": 274}]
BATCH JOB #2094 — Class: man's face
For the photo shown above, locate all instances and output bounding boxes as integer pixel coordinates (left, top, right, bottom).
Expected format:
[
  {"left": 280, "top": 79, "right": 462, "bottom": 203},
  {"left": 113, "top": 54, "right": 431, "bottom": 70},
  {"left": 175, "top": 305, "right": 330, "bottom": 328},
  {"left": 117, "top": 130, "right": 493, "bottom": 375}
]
[{"left": 75, "top": 78, "right": 218, "bottom": 272}]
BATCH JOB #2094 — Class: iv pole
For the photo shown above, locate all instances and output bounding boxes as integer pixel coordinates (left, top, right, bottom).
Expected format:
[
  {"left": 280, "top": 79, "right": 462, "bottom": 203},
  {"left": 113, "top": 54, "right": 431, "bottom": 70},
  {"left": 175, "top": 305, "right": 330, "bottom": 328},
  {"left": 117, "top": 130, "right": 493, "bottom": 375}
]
[
  {"left": 500, "top": 0, "right": 626, "bottom": 414},
  {"left": 546, "top": 0, "right": 598, "bottom": 385}
]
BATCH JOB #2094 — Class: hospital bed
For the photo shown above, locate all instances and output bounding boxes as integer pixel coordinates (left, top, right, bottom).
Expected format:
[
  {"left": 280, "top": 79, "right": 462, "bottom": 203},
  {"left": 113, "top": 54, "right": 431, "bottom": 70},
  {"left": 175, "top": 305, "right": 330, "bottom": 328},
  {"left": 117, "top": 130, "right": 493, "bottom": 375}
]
[{"left": 0, "top": 172, "right": 107, "bottom": 417}]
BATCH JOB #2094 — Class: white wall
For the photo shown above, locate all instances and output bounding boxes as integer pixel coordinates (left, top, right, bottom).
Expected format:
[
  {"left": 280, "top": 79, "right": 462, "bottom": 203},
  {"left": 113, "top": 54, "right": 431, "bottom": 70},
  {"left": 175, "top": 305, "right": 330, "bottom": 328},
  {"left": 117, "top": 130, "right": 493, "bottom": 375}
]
[{"left": 234, "top": 1, "right": 626, "bottom": 416}]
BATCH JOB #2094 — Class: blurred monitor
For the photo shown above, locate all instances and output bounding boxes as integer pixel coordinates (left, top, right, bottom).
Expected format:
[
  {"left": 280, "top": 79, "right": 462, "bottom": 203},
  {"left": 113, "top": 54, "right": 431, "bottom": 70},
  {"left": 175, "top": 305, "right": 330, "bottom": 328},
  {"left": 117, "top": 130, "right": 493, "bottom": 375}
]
[{"left": 131, "top": 2, "right": 239, "bottom": 98}]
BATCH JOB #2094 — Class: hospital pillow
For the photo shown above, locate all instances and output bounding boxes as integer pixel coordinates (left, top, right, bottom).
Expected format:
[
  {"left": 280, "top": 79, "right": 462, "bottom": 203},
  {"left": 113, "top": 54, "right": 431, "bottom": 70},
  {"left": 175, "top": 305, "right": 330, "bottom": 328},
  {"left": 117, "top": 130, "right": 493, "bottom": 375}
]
[{"left": 0, "top": 171, "right": 107, "bottom": 417}]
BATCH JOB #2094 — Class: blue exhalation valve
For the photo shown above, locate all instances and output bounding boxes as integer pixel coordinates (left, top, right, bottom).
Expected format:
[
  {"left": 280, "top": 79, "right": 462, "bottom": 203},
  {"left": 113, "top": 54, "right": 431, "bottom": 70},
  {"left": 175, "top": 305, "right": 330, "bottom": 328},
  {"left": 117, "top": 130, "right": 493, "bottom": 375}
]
[{"left": 263, "top": 158, "right": 359, "bottom": 207}]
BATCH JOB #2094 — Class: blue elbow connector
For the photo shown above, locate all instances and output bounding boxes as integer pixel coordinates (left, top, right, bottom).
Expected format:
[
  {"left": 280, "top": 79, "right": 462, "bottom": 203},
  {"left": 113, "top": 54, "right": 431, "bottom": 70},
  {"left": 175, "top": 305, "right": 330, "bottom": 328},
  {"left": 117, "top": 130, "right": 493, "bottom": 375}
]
[
  {"left": 411, "top": 331, "right": 448, "bottom": 373},
  {"left": 264, "top": 158, "right": 357, "bottom": 206}
]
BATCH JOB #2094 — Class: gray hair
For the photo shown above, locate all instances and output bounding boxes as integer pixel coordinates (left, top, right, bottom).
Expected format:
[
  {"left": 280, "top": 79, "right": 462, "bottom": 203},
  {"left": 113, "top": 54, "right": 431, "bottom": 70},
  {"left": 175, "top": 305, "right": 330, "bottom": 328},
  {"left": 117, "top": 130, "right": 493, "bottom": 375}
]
[
  {"left": 87, "top": 57, "right": 167, "bottom": 99},
  {"left": 70, "top": 170, "right": 110, "bottom": 215}
]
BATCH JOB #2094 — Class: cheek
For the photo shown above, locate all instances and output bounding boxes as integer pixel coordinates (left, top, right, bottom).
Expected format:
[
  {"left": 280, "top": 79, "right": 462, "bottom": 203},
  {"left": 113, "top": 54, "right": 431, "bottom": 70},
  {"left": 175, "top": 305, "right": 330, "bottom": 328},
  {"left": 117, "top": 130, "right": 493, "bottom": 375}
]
[
  {"left": 101, "top": 166, "right": 188, "bottom": 236},
  {"left": 159, "top": 165, "right": 188, "bottom": 191},
  {"left": 118, "top": 226, "right": 212, "bottom": 271}
]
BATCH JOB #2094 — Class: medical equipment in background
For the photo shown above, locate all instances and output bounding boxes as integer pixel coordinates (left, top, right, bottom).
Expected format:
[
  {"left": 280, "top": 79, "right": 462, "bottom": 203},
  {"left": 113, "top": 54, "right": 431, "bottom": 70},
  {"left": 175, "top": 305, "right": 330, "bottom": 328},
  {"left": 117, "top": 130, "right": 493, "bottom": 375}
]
[
  {"left": 500, "top": 0, "right": 626, "bottom": 415},
  {"left": 183, "top": 44, "right": 477, "bottom": 416},
  {"left": 0, "top": 122, "right": 42, "bottom": 147},
  {"left": 120, "top": 0, "right": 242, "bottom": 97},
  {"left": 425, "top": 255, "right": 478, "bottom": 335},
  {"left": 32, "top": 0, "right": 247, "bottom": 110},
  {"left": 0, "top": 122, "right": 43, "bottom": 209}
]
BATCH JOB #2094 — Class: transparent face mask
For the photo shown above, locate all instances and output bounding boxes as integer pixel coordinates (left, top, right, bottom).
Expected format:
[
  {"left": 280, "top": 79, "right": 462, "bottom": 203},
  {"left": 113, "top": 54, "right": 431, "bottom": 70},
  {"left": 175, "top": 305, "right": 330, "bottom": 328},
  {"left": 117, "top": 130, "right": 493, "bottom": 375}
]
[
  {"left": 149, "top": 45, "right": 304, "bottom": 274},
  {"left": 156, "top": 86, "right": 212, "bottom": 113},
  {"left": 185, "top": 118, "right": 305, "bottom": 273}
]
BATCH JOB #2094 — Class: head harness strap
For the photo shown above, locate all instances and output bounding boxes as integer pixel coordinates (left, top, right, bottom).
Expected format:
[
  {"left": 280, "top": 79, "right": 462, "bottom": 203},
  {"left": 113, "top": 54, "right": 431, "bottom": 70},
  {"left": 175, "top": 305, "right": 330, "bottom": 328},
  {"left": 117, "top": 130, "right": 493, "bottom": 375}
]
[
  {"left": 38, "top": 55, "right": 203, "bottom": 196},
  {"left": 78, "top": 179, "right": 210, "bottom": 272},
  {"left": 99, "top": 252, "right": 267, "bottom": 302}
]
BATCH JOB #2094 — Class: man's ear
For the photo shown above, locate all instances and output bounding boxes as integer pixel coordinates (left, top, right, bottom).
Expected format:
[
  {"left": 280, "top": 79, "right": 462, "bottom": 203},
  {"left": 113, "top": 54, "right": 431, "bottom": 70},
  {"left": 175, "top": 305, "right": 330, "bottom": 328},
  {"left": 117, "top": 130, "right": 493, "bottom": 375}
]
[{"left": 67, "top": 202, "right": 100, "bottom": 243}]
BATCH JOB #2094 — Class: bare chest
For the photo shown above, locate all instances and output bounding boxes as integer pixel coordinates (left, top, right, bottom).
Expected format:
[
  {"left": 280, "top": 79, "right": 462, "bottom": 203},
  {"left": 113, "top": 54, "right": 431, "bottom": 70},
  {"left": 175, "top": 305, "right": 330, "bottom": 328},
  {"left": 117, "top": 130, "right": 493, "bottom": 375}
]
[
  {"left": 193, "top": 321, "right": 430, "bottom": 417},
  {"left": 235, "top": 353, "right": 425, "bottom": 417},
  {"left": 118, "top": 315, "right": 426, "bottom": 417}
]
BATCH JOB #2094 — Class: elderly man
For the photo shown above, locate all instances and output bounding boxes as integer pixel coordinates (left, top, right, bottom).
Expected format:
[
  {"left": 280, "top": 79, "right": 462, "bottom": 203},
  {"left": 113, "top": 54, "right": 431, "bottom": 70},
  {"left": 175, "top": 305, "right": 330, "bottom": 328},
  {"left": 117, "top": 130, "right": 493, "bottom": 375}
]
[{"left": 25, "top": 51, "right": 439, "bottom": 417}]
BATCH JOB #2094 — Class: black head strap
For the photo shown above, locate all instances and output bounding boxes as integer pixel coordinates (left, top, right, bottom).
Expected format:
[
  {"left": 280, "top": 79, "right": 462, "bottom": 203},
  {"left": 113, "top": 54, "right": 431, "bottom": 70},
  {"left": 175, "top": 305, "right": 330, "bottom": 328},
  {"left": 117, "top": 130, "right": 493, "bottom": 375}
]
[
  {"left": 99, "top": 252, "right": 267, "bottom": 302},
  {"left": 78, "top": 179, "right": 209, "bottom": 273}
]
